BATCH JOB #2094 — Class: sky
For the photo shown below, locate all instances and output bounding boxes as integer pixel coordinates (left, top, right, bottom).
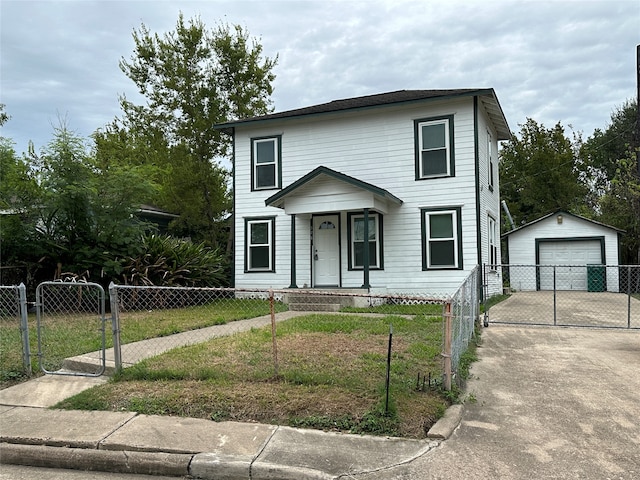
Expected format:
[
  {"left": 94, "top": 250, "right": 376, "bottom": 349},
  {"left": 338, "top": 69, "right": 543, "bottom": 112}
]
[{"left": 1, "top": 0, "right": 638, "bottom": 156}]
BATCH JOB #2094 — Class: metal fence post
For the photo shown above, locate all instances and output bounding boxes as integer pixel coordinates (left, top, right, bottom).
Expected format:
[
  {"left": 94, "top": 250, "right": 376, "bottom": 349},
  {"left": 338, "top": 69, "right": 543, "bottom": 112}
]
[
  {"left": 553, "top": 266, "right": 557, "bottom": 326},
  {"left": 443, "top": 301, "right": 452, "bottom": 391},
  {"left": 18, "top": 283, "right": 31, "bottom": 375},
  {"left": 628, "top": 266, "right": 632, "bottom": 329},
  {"left": 109, "top": 282, "right": 122, "bottom": 371},
  {"left": 269, "top": 289, "right": 279, "bottom": 377}
]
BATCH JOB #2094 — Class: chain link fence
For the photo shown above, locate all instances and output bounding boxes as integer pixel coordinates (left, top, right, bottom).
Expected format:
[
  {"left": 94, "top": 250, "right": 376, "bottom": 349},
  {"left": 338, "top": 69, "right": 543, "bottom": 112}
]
[
  {"left": 483, "top": 265, "right": 640, "bottom": 329},
  {"left": 109, "top": 270, "right": 480, "bottom": 391},
  {"left": 447, "top": 266, "right": 480, "bottom": 388},
  {"left": 35, "top": 281, "right": 107, "bottom": 375},
  {"left": 2, "top": 270, "right": 481, "bottom": 391},
  {"left": 0, "top": 284, "right": 31, "bottom": 382}
]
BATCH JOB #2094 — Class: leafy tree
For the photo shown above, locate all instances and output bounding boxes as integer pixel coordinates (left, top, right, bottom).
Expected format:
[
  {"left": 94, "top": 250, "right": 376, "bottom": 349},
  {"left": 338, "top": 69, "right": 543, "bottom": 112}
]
[
  {"left": 499, "top": 118, "right": 588, "bottom": 229},
  {"left": 2, "top": 121, "right": 159, "bottom": 286},
  {"left": 580, "top": 100, "right": 637, "bottom": 195},
  {"left": 108, "top": 14, "right": 278, "bottom": 247},
  {"left": 0, "top": 136, "right": 45, "bottom": 285},
  {"left": 580, "top": 100, "right": 639, "bottom": 264}
]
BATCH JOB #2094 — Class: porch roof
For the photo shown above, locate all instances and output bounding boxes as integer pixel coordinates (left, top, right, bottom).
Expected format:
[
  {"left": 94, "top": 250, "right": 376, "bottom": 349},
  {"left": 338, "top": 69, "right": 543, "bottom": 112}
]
[{"left": 264, "top": 166, "right": 403, "bottom": 215}]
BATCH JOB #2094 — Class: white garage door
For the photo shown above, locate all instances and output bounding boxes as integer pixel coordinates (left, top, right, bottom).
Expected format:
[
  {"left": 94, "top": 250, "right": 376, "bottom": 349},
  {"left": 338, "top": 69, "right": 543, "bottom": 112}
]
[{"left": 539, "top": 240, "right": 602, "bottom": 290}]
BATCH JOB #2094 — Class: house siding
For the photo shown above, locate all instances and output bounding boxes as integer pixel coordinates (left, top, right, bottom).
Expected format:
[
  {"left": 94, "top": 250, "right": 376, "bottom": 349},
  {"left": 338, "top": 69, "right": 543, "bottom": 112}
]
[
  {"left": 476, "top": 103, "right": 503, "bottom": 297},
  {"left": 234, "top": 96, "right": 497, "bottom": 295}
]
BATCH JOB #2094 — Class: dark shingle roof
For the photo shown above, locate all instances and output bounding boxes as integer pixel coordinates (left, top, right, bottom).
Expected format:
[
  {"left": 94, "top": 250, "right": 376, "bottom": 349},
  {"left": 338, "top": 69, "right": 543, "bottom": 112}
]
[{"left": 215, "top": 88, "right": 511, "bottom": 139}]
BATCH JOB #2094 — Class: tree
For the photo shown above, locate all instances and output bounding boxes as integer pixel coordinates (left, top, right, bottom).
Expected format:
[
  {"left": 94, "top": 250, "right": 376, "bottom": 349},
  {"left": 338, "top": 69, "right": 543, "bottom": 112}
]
[
  {"left": 580, "top": 100, "right": 639, "bottom": 264},
  {"left": 499, "top": 118, "right": 588, "bottom": 229},
  {"left": 1, "top": 121, "right": 158, "bottom": 285},
  {"left": 0, "top": 136, "right": 45, "bottom": 285},
  {"left": 108, "top": 14, "right": 278, "bottom": 247}
]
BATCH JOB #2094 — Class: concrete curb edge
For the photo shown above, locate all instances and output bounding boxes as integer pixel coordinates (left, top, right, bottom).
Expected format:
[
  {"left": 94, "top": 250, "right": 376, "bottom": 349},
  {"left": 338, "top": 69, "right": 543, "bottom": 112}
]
[{"left": 426, "top": 404, "right": 463, "bottom": 440}]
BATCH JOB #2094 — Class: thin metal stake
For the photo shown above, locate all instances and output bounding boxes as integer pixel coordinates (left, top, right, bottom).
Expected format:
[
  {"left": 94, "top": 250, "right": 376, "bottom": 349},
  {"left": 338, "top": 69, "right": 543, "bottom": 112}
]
[{"left": 385, "top": 324, "right": 393, "bottom": 414}]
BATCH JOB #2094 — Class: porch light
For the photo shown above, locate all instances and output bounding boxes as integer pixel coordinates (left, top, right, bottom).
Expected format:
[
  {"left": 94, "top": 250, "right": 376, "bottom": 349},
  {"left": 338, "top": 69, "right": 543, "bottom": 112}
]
[{"left": 557, "top": 215, "right": 563, "bottom": 224}]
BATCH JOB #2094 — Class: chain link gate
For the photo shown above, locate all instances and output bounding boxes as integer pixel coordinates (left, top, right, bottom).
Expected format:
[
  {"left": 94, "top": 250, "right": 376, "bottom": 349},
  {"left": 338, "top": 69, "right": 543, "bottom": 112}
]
[{"left": 35, "top": 281, "right": 106, "bottom": 376}]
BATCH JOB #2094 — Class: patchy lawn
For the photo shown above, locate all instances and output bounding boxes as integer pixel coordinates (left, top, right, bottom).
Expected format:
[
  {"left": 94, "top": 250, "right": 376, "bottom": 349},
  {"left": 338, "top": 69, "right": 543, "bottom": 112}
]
[{"left": 56, "top": 313, "right": 450, "bottom": 438}]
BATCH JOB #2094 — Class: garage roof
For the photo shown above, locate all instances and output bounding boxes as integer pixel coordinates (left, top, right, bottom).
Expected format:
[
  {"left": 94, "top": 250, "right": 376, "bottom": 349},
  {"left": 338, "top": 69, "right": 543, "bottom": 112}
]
[{"left": 502, "top": 210, "right": 625, "bottom": 238}]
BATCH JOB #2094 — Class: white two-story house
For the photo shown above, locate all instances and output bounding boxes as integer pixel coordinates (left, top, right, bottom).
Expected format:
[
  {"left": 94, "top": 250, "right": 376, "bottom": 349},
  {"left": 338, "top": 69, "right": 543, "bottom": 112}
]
[{"left": 216, "top": 89, "right": 510, "bottom": 295}]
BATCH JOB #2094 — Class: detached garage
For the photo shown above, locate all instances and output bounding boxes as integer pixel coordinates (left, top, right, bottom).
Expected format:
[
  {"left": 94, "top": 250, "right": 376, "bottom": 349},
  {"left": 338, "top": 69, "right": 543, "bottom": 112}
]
[{"left": 504, "top": 211, "right": 624, "bottom": 292}]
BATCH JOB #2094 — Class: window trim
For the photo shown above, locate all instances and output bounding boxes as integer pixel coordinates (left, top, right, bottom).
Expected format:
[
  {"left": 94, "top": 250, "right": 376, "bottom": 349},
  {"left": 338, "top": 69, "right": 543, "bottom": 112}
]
[
  {"left": 488, "top": 215, "right": 498, "bottom": 268},
  {"left": 251, "top": 135, "right": 282, "bottom": 191},
  {"left": 414, "top": 115, "right": 455, "bottom": 180},
  {"left": 244, "top": 216, "right": 276, "bottom": 273},
  {"left": 487, "top": 131, "right": 495, "bottom": 192},
  {"left": 421, "top": 207, "right": 463, "bottom": 270},
  {"left": 347, "top": 212, "right": 384, "bottom": 271}
]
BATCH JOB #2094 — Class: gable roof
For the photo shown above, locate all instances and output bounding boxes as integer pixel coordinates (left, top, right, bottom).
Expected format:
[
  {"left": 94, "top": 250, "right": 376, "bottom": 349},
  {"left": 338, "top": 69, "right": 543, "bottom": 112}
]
[
  {"left": 216, "top": 89, "right": 510, "bottom": 140},
  {"left": 264, "top": 166, "right": 403, "bottom": 210},
  {"left": 502, "top": 210, "right": 625, "bottom": 237}
]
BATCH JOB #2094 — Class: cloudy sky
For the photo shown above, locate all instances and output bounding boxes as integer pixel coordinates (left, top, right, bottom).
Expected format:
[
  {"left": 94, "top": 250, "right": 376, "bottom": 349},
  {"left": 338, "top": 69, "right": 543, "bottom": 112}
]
[{"left": 1, "top": 0, "right": 638, "bottom": 155}]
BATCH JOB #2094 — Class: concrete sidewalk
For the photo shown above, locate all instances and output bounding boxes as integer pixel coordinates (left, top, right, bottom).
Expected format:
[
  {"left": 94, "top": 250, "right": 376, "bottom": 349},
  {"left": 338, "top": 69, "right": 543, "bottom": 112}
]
[{"left": 0, "top": 406, "right": 438, "bottom": 479}]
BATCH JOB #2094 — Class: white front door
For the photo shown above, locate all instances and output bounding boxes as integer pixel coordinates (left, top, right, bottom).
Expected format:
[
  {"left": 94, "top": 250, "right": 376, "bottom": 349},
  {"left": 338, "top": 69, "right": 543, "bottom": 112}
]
[{"left": 313, "top": 215, "right": 340, "bottom": 287}]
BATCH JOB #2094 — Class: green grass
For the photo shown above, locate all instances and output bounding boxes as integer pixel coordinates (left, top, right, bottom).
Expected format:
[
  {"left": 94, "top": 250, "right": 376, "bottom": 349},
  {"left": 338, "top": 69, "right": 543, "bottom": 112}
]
[
  {"left": 480, "top": 293, "right": 511, "bottom": 313},
  {"left": 0, "top": 298, "right": 287, "bottom": 387},
  {"left": 341, "top": 303, "right": 443, "bottom": 315},
  {"left": 56, "top": 313, "right": 450, "bottom": 438}
]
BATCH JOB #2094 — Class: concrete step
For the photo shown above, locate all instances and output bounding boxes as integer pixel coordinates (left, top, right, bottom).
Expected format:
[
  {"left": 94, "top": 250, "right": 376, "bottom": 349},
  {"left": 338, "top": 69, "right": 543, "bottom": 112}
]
[{"left": 287, "top": 303, "right": 342, "bottom": 312}]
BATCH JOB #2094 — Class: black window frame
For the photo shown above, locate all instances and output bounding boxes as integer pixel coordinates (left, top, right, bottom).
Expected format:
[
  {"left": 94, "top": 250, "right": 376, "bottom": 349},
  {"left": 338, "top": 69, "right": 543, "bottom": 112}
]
[
  {"left": 347, "top": 212, "right": 384, "bottom": 271},
  {"left": 414, "top": 115, "right": 455, "bottom": 180},
  {"left": 244, "top": 216, "right": 276, "bottom": 272},
  {"left": 251, "top": 135, "right": 282, "bottom": 191},
  {"left": 421, "top": 206, "right": 463, "bottom": 270},
  {"left": 488, "top": 215, "right": 498, "bottom": 268},
  {"left": 487, "top": 130, "right": 495, "bottom": 192}
]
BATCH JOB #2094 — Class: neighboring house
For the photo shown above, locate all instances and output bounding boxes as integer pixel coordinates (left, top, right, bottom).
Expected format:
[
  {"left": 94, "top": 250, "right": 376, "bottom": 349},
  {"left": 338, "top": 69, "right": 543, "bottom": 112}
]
[
  {"left": 136, "top": 205, "right": 179, "bottom": 234},
  {"left": 503, "top": 210, "right": 624, "bottom": 292},
  {"left": 216, "top": 89, "right": 510, "bottom": 296}
]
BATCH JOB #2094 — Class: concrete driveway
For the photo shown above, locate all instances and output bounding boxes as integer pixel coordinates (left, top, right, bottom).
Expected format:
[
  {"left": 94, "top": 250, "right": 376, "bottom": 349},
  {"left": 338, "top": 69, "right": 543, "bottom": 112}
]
[
  {"left": 355, "top": 325, "right": 640, "bottom": 479},
  {"left": 488, "top": 291, "right": 640, "bottom": 328}
]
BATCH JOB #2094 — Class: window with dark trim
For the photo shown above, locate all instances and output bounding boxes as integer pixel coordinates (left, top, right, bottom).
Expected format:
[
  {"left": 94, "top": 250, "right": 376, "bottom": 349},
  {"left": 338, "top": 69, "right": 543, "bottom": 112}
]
[
  {"left": 245, "top": 217, "right": 275, "bottom": 272},
  {"left": 414, "top": 115, "right": 455, "bottom": 179},
  {"left": 487, "top": 131, "right": 495, "bottom": 191},
  {"left": 488, "top": 215, "right": 498, "bottom": 267},
  {"left": 347, "top": 212, "right": 383, "bottom": 270},
  {"left": 251, "top": 136, "right": 281, "bottom": 190},
  {"left": 421, "top": 207, "right": 463, "bottom": 269}
]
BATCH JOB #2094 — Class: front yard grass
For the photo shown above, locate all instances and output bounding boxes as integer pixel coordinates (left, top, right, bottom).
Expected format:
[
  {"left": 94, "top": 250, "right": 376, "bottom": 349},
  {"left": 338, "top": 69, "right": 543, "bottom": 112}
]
[
  {"left": 56, "top": 312, "right": 449, "bottom": 438},
  {"left": 0, "top": 299, "right": 287, "bottom": 387}
]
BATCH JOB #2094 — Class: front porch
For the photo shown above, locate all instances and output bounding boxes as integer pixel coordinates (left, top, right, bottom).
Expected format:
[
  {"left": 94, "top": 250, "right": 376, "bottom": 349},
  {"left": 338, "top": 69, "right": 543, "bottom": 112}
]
[{"left": 265, "top": 166, "right": 403, "bottom": 291}]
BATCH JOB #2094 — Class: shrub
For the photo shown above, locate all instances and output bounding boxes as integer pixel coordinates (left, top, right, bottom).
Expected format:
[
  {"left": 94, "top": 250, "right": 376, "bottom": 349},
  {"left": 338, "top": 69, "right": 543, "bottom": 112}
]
[{"left": 122, "top": 234, "right": 227, "bottom": 287}]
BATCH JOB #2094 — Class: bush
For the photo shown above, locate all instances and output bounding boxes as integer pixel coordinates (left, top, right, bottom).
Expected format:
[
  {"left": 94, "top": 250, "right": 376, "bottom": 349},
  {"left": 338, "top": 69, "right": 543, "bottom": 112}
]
[{"left": 122, "top": 234, "right": 227, "bottom": 287}]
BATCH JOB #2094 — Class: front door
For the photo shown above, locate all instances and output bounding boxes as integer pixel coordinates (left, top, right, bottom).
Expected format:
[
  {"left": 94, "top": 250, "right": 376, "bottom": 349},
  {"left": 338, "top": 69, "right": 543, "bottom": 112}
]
[{"left": 313, "top": 215, "right": 340, "bottom": 287}]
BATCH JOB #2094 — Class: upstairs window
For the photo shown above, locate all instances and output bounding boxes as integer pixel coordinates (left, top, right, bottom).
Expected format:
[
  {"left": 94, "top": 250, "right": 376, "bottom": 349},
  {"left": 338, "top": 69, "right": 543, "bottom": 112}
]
[
  {"left": 487, "top": 131, "right": 495, "bottom": 191},
  {"left": 415, "top": 115, "right": 454, "bottom": 179},
  {"left": 421, "top": 207, "right": 462, "bottom": 270},
  {"left": 252, "top": 136, "right": 281, "bottom": 190},
  {"left": 348, "top": 212, "right": 383, "bottom": 270}
]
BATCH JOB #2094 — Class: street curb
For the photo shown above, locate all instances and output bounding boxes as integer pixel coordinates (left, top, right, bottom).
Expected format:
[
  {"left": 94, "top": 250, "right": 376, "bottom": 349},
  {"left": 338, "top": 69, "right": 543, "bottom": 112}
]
[
  {"left": 426, "top": 404, "right": 463, "bottom": 440},
  {"left": 1, "top": 442, "right": 336, "bottom": 480},
  {"left": 0, "top": 442, "right": 192, "bottom": 477}
]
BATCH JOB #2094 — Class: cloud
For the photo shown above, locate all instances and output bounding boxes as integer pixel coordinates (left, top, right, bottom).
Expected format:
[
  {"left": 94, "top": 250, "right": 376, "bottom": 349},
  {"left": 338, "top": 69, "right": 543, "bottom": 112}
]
[{"left": 0, "top": 0, "right": 637, "bottom": 154}]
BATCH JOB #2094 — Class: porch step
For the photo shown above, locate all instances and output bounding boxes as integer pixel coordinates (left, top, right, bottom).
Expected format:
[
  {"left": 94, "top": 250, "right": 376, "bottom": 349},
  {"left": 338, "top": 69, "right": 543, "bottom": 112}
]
[
  {"left": 288, "top": 302, "right": 342, "bottom": 312},
  {"left": 285, "top": 290, "right": 362, "bottom": 312}
]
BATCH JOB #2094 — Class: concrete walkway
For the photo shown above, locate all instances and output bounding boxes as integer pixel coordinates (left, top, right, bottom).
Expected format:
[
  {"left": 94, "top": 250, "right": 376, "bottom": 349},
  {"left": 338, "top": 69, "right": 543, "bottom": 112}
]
[{"left": 1, "top": 318, "right": 639, "bottom": 479}]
